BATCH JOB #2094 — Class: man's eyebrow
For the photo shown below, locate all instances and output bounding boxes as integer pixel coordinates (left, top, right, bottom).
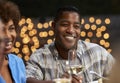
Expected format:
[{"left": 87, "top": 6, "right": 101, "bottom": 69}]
[
  {"left": 74, "top": 22, "right": 80, "bottom": 24},
  {"left": 58, "top": 19, "right": 69, "bottom": 22}
]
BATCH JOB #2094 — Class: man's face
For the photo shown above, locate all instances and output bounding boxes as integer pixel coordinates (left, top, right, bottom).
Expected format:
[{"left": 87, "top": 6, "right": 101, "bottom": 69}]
[{"left": 54, "top": 11, "right": 81, "bottom": 50}]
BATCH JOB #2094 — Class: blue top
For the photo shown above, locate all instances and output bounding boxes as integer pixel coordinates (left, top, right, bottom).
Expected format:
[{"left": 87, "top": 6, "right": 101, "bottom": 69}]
[
  {"left": 0, "top": 75, "right": 5, "bottom": 83},
  {"left": 7, "top": 54, "right": 26, "bottom": 83}
]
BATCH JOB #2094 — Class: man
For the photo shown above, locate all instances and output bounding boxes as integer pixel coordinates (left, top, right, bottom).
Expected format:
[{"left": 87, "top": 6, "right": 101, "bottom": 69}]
[{"left": 26, "top": 6, "right": 114, "bottom": 83}]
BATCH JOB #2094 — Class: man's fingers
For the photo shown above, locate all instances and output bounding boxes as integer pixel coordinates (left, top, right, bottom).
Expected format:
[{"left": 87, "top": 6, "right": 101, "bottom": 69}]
[{"left": 72, "top": 74, "right": 82, "bottom": 83}]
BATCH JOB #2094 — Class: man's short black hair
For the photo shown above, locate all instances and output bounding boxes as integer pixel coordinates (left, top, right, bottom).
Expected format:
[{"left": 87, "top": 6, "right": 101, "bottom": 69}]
[{"left": 54, "top": 6, "right": 81, "bottom": 22}]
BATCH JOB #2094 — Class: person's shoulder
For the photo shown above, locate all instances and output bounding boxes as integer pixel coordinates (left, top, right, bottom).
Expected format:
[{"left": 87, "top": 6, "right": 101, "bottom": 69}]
[
  {"left": 8, "top": 53, "right": 21, "bottom": 60},
  {"left": 33, "top": 42, "right": 54, "bottom": 54},
  {"left": 30, "top": 42, "right": 54, "bottom": 58},
  {"left": 8, "top": 53, "right": 24, "bottom": 63},
  {"left": 79, "top": 40, "right": 100, "bottom": 48}
]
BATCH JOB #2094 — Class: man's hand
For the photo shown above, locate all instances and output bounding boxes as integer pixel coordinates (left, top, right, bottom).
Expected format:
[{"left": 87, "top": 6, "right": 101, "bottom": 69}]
[{"left": 62, "top": 72, "right": 82, "bottom": 83}]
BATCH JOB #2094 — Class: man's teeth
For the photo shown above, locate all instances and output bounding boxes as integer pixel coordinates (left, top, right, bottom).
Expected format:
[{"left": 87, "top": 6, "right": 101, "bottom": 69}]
[
  {"left": 8, "top": 42, "right": 12, "bottom": 45},
  {"left": 65, "top": 36, "right": 74, "bottom": 40}
]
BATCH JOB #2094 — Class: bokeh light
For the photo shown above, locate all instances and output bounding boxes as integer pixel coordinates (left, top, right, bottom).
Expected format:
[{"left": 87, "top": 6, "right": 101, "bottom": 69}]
[{"left": 89, "top": 17, "right": 95, "bottom": 23}]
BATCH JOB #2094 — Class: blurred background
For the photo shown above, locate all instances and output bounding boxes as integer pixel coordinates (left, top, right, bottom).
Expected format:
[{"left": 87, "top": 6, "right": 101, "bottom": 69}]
[{"left": 9, "top": 0, "right": 120, "bottom": 62}]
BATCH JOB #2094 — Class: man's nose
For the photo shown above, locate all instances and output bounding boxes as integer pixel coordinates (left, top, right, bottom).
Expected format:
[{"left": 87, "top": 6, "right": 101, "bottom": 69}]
[{"left": 66, "top": 25, "right": 75, "bottom": 33}]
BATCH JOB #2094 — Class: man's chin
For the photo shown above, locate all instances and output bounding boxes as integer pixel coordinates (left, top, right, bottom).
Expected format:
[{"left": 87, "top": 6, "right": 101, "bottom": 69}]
[{"left": 64, "top": 45, "right": 76, "bottom": 51}]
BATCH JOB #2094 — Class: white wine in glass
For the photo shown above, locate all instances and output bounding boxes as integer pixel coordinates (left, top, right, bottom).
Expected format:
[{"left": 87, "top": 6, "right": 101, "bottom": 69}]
[
  {"left": 53, "top": 78, "right": 71, "bottom": 83},
  {"left": 52, "top": 57, "right": 71, "bottom": 83},
  {"left": 68, "top": 49, "right": 84, "bottom": 75}
]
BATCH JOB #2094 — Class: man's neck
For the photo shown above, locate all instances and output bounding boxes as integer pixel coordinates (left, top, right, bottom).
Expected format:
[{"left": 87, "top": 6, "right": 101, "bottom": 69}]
[{"left": 55, "top": 43, "right": 68, "bottom": 60}]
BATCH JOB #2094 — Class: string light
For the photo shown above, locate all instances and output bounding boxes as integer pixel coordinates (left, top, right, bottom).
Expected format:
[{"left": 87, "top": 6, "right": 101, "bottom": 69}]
[
  {"left": 89, "top": 17, "right": 95, "bottom": 23},
  {"left": 80, "top": 31, "right": 86, "bottom": 37},
  {"left": 43, "top": 22, "right": 49, "bottom": 28},
  {"left": 103, "top": 33, "right": 109, "bottom": 39},
  {"left": 105, "top": 18, "right": 111, "bottom": 24},
  {"left": 37, "top": 23, "right": 43, "bottom": 29},
  {"left": 85, "top": 24, "right": 90, "bottom": 30},
  {"left": 91, "top": 24, "right": 97, "bottom": 30},
  {"left": 81, "top": 18, "right": 85, "bottom": 24},
  {"left": 96, "top": 19, "right": 102, "bottom": 25}
]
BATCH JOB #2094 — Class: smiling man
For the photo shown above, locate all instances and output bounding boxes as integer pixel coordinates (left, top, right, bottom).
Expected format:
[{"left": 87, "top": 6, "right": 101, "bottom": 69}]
[{"left": 26, "top": 6, "right": 114, "bottom": 83}]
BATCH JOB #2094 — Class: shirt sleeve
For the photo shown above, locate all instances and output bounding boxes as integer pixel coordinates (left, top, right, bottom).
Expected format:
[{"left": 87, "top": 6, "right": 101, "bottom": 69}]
[
  {"left": 101, "top": 47, "right": 115, "bottom": 77},
  {"left": 26, "top": 50, "right": 44, "bottom": 80}
]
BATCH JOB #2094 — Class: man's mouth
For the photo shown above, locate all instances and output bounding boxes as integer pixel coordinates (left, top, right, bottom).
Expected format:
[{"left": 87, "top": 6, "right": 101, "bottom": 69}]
[{"left": 64, "top": 35, "right": 76, "bottom": 41}]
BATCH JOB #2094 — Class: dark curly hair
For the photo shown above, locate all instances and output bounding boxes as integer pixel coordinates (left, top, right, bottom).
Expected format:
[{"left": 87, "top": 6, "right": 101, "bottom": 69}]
[
  {"left": 54, "top": 6, "right": 81, "bottom": 23},
  {"left": 0, "top": 0, "right": 20, "bottom": 31}
]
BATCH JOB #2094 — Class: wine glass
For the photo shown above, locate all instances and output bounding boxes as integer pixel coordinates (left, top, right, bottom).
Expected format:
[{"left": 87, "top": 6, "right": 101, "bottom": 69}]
[
  {"left": 68, "top": 49, "right": 84, "bottom": 75},
  {"left": 52, "top": 56, "right": 71, "bottom": 83}
]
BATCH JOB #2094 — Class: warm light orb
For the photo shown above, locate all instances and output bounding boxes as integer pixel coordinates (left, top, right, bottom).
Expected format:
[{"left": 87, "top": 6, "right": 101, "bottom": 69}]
[
  {"left": 85, "top": 24, "right": 90, "bottom": 30},
  {"left": 85, "top": 38, "right": 90, "bottom": 42},
  {"left": 43, "top": 31, "right": 48, "bottom": 37},
  {"left": 97, "top": 28, "right": 102, "bottom": 33},
  {"left": 22, "top": 45, "right": 30, "bottom": 54},
  {"left": 34, "top": 41, "right": 40, "bottom": 48},
  {"left": 48, "top": 30, "right": 54, "bottom": 36},
  {"left": 28, "top": 23, "right": 34, "bottom": 30},
  {"left": 100, "top": 39, "right": 105, "bottom": 45},
  {"left": 47, "top": 39, "right": 53, "bottom": 44},
  {"left": 31, "top": 29, "right": 37, "bottom": 36},
  {"left": 105, "top": 18, "right": 111, "bottom": 24},
  {"left": 22, "top": 35, "right": 30, "bottom": 44},
  {"left": 107, "top": 49, "right": 112, "bottom": 53},
  {"left": 104, "top": 42, "right": 110, "bottom": 48},
  {"left": 96, "top": 19, "right": 102, "bottom": 25},
  {"left": 26, "top": 18, "right": 32, "bottom": 23},
  {"left": 91, "top": 24, "right": 97, "bottom": 30},
  {"left": 49, "top": 20, "right": 53, "bottom": 27},
  {"left": 21, "top": 26, "right": 27, "bottom": 34},
  {"left": 15, "top": 42, "right": 21, "bottom": 47},
  {"left": 100, "top": 26, "right": 106, "bottom": 32},
  {"left": 89, "top": 17, "right": 95, "bottom": 23},
  {"left": 80, "top": 31, "right": 86, "bottom": 37},
  {"left": 24, "top": 55, "right": 30, "bottom": 61},
  {"left": 17, "top": 54, "right": 22, "bottom": 58},
  {"left": 14, "top": 48, "right": 19, "bottom": 54},
  {"left": 103, "top": 33, "right": 109, "bottom": 39},
  {"left": 96, "top": 32, "right": 102, "bottom": 38},
  {"left": 31, "top": 46, "right": 37, "bottom": 53},
  {"left": 37, "top": 23, "right": 43, "bottom": 29},
  {"left": 87, "top": 32, "right": 93, "bottom": 37},
  {"left": 81, "top": 18, "right": 85, "bottom": 24},
  {"left": 32, "top": 36, "right": 38, "bottom": 42},
  {"left": 19, "top": 18, "right": 26, "bottom": 26},
  {"left": 43, "top": 22, "right": 49, "bottom": 28}
]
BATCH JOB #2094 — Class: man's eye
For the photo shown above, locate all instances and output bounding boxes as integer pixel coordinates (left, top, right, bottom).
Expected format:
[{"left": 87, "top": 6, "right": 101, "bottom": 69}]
[
  {"left": 74, "top": 25, "right": 80, "bottom": 29},
  {"left": 61, "top": 24, "right": 69, "bottom": 27}
]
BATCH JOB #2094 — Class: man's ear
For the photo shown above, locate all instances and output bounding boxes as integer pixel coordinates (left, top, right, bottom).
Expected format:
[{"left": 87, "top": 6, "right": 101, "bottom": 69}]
[
  {"left": 52, "top": 21, "right": 55, "bottom": 29},
  {"left": 52, "top": 21, "right": 57, "bottom": 36}
]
